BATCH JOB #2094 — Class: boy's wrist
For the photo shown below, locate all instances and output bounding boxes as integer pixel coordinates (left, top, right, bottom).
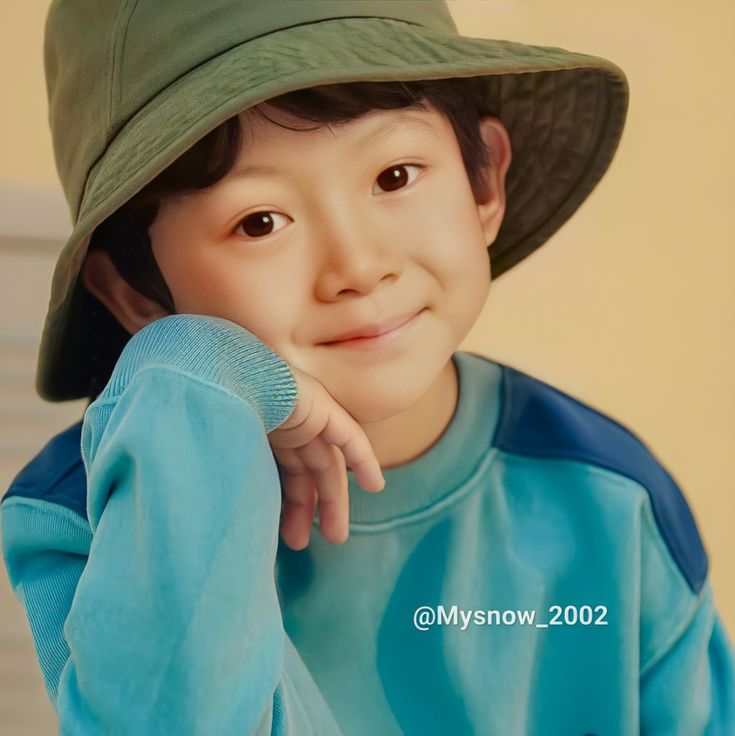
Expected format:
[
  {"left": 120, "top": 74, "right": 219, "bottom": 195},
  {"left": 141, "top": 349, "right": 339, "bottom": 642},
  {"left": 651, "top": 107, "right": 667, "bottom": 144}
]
[{"left": 96, "top": 314, "right": 297, "bottom": 432}]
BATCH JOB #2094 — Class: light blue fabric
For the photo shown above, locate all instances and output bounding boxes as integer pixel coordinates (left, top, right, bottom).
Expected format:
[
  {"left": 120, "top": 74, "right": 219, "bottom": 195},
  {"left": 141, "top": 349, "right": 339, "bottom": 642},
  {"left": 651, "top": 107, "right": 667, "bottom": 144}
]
[{"left": 2, "top": 314, "right": 733, "bottom": 734}]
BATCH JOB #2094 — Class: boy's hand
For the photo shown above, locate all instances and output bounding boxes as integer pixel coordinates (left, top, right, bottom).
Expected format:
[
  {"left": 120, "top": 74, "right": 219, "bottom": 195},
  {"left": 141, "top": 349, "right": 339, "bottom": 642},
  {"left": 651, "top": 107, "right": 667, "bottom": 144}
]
[{"left": 268, "top": 364, "right": 385, "bottom": 550}]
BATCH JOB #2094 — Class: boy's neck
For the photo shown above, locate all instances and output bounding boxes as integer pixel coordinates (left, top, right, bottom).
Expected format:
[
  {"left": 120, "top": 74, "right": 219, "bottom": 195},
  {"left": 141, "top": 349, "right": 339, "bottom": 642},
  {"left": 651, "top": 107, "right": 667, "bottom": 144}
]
[{"left": 361, "top": 356, "right": 459, "bottom": 470}]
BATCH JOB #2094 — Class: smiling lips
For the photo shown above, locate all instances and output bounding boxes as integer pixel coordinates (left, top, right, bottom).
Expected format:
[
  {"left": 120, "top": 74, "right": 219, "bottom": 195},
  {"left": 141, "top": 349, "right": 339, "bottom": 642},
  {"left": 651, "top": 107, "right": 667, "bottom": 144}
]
[{"left": 321, "top": 310, "right": 422, "bottom": 344}]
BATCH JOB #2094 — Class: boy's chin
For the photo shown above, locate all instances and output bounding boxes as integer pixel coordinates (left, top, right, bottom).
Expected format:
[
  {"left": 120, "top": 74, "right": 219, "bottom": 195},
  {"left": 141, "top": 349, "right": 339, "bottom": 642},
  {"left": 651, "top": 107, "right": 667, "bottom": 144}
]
[
  {"left": 332, "top": 392, "right": 412, "bottom": 426},
  {"left": 320, "top": 357, "right": 453, "bottom": 426},
  {"left": 333, "top": 391, "right": 440, "bottom": 427}
]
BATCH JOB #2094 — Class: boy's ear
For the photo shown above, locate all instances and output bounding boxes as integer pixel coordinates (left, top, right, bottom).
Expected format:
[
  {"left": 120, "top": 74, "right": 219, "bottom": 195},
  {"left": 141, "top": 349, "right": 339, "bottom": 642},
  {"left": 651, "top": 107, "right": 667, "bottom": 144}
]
[
  {"left": 474, "top": 115, "right": 512, "bottom": 247},
  {"left": 80, "top": 250, "right": 171, "bottom": 335}
]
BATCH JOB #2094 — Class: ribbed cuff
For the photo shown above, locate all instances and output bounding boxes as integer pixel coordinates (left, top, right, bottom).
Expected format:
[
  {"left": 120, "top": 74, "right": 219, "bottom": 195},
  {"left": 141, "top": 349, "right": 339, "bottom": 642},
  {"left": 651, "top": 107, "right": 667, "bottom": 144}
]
[{"left": 98, "top": 314, "right": 298, "bottom": 432}]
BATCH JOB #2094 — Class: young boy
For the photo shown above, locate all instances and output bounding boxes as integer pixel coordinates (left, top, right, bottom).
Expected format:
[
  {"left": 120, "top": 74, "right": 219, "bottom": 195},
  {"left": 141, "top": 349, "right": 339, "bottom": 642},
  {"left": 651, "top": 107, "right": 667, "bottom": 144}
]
[{"left": 2, "top": 1, "right": 733, "bottom": 734}]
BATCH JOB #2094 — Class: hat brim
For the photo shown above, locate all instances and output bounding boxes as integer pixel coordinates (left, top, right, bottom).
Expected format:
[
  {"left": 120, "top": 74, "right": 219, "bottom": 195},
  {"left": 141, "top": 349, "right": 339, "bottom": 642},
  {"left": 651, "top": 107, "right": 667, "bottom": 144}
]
[{"left": 38, "top": 16, "right": 629, "bottom": 401}]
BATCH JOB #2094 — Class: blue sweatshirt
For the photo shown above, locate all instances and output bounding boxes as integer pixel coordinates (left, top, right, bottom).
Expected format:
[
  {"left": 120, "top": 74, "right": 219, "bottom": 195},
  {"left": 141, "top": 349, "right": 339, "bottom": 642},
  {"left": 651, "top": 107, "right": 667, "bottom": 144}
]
[{"left": 1, "top": 314, "right": 733, "bottom": 735}]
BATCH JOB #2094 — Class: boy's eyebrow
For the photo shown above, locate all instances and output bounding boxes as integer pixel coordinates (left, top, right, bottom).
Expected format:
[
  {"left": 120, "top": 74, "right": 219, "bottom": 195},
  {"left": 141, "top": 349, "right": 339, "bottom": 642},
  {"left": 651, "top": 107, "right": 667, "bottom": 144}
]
[
  {"left": 358, "top": 116, "right": 440, "bottom": 149},
  {"left": 228, "top": 117, "right": 439, "bottom": 180}
]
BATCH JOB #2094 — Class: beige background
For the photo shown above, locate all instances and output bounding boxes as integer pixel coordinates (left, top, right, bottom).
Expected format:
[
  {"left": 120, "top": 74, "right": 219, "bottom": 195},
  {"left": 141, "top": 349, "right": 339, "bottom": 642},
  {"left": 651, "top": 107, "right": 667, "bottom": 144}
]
[{"left": 1, "top": 0, "right": 733, "bottom": 732}]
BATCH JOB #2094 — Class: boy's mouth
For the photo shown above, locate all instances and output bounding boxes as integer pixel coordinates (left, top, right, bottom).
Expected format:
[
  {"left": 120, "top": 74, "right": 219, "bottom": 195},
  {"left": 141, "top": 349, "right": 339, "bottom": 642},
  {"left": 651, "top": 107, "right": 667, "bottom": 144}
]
[{"left": 319, "top": 309, "right": 425, "bottom": 348}]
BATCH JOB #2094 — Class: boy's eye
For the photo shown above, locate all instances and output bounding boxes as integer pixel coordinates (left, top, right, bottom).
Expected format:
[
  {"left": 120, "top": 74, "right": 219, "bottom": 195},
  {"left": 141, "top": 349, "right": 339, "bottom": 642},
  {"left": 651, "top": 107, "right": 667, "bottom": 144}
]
[
  {"left": 235, "top": 211, "right": 290, "bottom": 239},
  {"left": 373, "top": 163, "right": 424, "bottom": 194}
]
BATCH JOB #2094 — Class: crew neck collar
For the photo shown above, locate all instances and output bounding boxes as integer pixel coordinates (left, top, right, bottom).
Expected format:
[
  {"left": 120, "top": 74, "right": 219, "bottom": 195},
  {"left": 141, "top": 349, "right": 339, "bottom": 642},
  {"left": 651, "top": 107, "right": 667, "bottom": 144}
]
[{"left": 345, "top": 351, "right": 503, "bottom": 526}]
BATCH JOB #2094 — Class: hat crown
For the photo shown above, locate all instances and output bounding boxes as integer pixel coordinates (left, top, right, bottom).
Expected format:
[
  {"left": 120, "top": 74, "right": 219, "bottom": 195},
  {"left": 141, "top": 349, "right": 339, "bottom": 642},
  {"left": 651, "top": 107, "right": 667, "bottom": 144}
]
[{"left": 44, "top": 0, "right": 457, "bottom": 221}]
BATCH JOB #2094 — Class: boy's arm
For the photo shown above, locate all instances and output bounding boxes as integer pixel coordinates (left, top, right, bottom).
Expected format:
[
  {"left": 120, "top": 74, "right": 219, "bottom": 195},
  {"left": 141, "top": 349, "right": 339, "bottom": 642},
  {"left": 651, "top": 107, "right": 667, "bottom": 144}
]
[
  {"left": 6, "top": 314, "right": 342, "bottom": 735},
  {"left": 638, "top": 495, "right": 735, "bottom": 734}
]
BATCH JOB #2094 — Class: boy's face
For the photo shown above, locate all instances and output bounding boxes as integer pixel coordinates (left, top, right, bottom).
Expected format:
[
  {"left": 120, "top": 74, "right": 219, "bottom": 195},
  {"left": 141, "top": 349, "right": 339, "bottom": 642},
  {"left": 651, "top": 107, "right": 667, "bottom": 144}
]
[{"left": 140, "top": 102, "right": 509, "bottom": 425}]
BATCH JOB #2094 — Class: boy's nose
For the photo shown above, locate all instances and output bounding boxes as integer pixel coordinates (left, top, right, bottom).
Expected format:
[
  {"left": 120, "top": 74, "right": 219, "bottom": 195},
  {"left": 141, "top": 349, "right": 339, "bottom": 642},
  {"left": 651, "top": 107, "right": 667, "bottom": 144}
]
[{"left": 313, "top": 215, "right": 403, "bottom": 300}]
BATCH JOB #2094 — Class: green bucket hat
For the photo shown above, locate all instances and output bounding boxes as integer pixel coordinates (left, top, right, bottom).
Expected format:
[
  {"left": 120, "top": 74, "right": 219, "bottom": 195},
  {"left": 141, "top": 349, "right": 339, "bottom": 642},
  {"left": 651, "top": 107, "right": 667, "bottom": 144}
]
[{"left": 39, "top": 0, "right": 628, "bottom": 402}]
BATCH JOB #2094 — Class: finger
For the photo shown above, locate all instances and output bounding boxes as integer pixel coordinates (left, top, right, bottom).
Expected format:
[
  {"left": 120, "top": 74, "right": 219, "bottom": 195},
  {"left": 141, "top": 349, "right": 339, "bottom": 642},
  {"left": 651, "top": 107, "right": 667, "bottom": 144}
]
[
  {"left": 280, "top": 470, "right": 317, "bottom": 551},
  {"left": 273, "top": 447, "right": 316, "bottom": 550},
  {"left": 273, "top": 447, "right": 318, "bottom": 550},
  {"left": 295, "top": 437, "right": 349, "bottom": 544},
  {"left": 319, "top": 407, "right": 385, "bottom": 493}
]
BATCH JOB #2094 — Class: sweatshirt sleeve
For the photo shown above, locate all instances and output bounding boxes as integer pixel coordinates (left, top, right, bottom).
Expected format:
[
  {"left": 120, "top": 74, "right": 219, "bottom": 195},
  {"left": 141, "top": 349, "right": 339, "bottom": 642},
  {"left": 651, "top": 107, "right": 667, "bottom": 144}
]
[
  {"left": 639, "top": 583, "right": 735, "bottom": 735},
  {"left": 638, "top": 494, "right": 735, "bottom": 735},
  {"left": 37, "top": 314, "right": 342, "bottom": 735}
]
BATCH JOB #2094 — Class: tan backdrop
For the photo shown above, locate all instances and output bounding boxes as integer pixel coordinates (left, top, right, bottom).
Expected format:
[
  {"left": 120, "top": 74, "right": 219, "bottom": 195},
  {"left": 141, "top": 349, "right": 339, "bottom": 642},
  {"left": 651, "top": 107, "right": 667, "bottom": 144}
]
[{"left": 1, "top": 1, "right": 733, "bottom": 733}]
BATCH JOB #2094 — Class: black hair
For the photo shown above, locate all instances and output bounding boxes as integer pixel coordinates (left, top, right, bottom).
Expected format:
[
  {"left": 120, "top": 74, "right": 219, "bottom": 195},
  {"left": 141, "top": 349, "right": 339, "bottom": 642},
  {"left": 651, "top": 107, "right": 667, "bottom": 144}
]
[{"left": 85, "top": 77, "right": 496, "bottom": 400}]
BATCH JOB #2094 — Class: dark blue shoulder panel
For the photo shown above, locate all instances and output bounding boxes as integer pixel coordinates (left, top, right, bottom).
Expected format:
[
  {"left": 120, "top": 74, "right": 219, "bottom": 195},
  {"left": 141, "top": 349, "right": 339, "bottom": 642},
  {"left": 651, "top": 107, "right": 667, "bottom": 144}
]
[
  {"left": 492, "top": 364, "right": 707, "bottom": 595},
  {"left": 2, "top": 420, "right": 87, "bottom": 522}
]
